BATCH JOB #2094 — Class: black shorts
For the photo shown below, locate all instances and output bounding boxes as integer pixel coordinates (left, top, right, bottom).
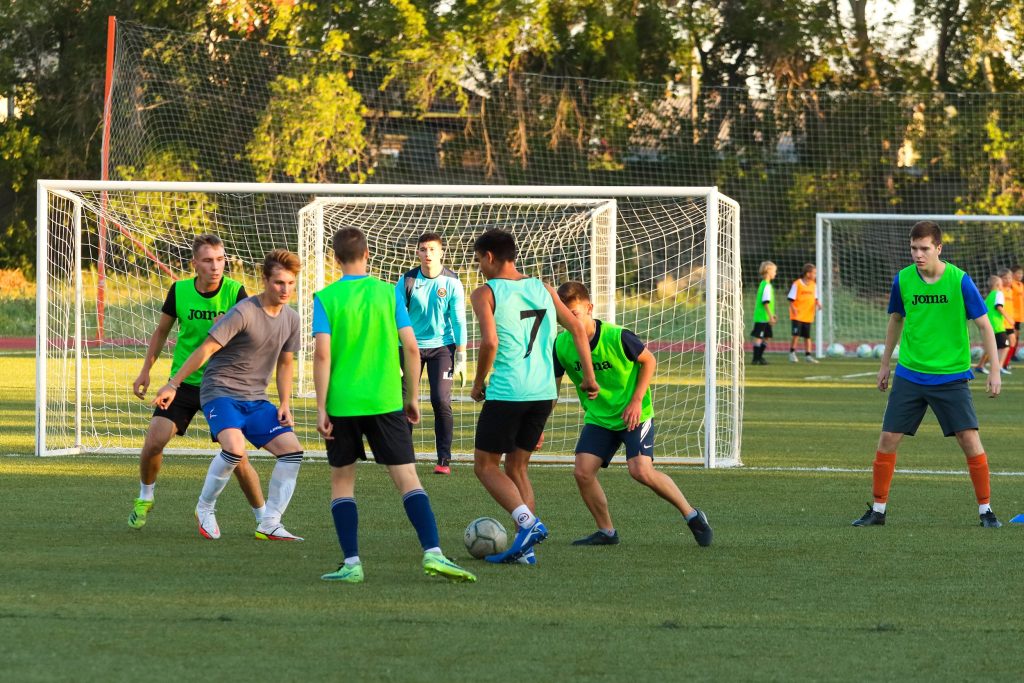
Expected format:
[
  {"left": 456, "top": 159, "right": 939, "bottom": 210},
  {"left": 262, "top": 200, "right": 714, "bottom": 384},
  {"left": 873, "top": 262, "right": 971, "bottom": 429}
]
[
  {"left": 576, "top": 420, "right": 655, "bottom": 468},
  {"left": 152, "top": 382, "right": 202, "bottom": 437},
  {"left": 325, "top": 411, "right": 416, "bottom": 468},
  {"left": 791, "top": 321, "right": 812, "bottom": 339},
  {"left": 475, "top": 400, "right": 553, "bottom": 454},
  {"left": 751, "top": 322, "right": 773, "bottom": 340},
  {"left": 1015, "top": 322, "right": 1021, "bottom": 332},
  {"left": 995, "top": 332, "right": 1010, "bottom": 349},
  {"left": 881, "top": 375, "right": 979, "bottom": 437}
]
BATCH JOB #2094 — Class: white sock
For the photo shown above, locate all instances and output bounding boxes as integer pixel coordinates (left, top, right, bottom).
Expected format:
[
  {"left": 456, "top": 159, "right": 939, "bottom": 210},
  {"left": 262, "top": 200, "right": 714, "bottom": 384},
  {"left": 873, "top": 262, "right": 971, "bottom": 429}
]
[
  {"left": 263, "top": 454, "right": 302, "bottom": 528},
  {"left": 138, "top": 482, "right": 155, "bottom": 501},
  {"left": 872, "top": 502, "right": 887, "bottom": 513},
  {"left": 253, "top": 505, "right": 266, "bottom": 522},
  {"left": 512, "top": 505, "right": 536, "bottom": 530},
  {"left": 979, "top": 503, "right": 992, "bottom": 514},
  {"left": 198, "top": 451, "right": 240, "bottom": 509},
  {"left": 424, "top": 547, "right": 442, "bottom": 555},
  {"left": 345, "top": 556, "right": 361, "bottom": 566}
]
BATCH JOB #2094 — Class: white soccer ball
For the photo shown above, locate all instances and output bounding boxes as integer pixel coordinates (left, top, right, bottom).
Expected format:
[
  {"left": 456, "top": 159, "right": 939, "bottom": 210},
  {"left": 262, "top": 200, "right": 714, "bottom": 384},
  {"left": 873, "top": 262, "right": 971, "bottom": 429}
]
[
  {"left": 464, "top": 517, "right": 508, "bottom": 559},
  {"left": 891, "top": 345, "right": 899, "bottom": 361},
  {"left": 1016, "top": 346, "right": 1024, "bottom": 362},
  {"left": 827, "top": 343, "right": 846, "bottom": 358},
  {"left": 873, "top": 344, "right": 886, "bottom": 359},
  {"left": 856, "top": 343, "right": 873, "bottom": 358},
  {"left": 972, "top": 346, "right": 985, "bottom": 361}
]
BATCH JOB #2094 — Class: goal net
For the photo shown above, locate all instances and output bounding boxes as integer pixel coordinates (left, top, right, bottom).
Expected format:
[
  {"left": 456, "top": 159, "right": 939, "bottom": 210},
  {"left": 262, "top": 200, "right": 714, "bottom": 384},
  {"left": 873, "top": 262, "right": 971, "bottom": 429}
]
[
  {"left": 817, "top": 213, "right": 1024, "bottom": 353},
  {"left": 37, "top": 182, "right": 743, "bottom": 467}
]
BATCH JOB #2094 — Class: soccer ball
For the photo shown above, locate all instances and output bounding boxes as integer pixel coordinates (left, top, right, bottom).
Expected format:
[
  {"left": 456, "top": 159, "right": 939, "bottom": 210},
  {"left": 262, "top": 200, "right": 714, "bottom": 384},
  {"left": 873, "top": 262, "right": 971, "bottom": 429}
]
[
  {"left": 464, "top": 517, "right": 508, "bottom": 559},
  {"left": 856, "top": 343, "right": 873, "bottom": 358},
  {"left": 1016, "top": 346, "right": 1024, "bottom": 362},
  {"left": 891, "top": 345, "right": 899, "bottom": 361},
  {"left": 972, "top": 346, "right": 984, "bottom": 361},
  {"left": 873, "top": 344, "right": 886, "bottom": 359},
  {"left": 826, "top": 343, "right": 846, "bottom": 358}
]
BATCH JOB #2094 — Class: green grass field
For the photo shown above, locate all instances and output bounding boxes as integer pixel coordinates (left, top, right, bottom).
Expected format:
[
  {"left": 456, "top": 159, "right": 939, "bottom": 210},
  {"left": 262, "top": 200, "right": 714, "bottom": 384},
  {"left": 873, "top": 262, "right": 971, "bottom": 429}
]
[{"left": 2, "top": 351, "right": 1023, "bottom": 681}]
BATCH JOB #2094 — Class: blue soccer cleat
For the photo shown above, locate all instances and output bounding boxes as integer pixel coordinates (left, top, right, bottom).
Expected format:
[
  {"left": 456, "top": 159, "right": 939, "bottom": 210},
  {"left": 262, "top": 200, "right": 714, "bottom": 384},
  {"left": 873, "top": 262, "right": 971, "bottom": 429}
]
[{"left": 485, "top": 519, "right": 548, "bottom": 563}]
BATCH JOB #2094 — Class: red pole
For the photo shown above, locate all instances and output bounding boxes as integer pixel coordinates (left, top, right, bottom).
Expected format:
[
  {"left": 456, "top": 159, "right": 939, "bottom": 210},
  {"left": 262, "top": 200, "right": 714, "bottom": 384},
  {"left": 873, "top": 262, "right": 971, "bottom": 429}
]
[{"left": 98, "top": 15, "right": 116, "bottom": 341}]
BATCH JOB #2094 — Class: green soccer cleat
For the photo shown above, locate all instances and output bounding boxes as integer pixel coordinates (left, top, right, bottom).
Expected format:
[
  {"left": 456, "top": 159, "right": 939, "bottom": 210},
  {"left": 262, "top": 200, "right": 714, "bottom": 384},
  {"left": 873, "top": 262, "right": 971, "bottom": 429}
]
[
  {"left": 321, "top": 562, "right": 364, "bottom": 583},
  {"left": 423, "top": 552, "right": 477, "bottom": 582},
  {"left": 128, "top": 498, "right": 154, "bottom": 529}
]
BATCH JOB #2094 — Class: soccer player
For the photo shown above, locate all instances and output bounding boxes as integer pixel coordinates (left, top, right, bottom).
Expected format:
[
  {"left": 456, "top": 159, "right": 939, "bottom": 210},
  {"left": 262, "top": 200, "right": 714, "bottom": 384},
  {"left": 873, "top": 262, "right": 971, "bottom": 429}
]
[
  {"left": 788, "top": 263, "right": 821, "bottom": 363},
  {"left": 998, "top": 268, "right": 1016, "bottom": 372},
  {"left": 750, "top": 260, "right": 778, "bottom": 365},
  {"left": 153, "top": 249, "right": 306, "bottom": 542},
  {"left": 973, "top": 275, "right": 1011, "bottom": 376},
  {"left": 314, "top": 227, "right": 475, "bottom": 584},
  {"left": 396, "top": 232, "right": 467, "bottom": 475},
  {"left": 553, "top": 282, "right": 712, "bottom": 548},
  {"left": 1011, "top": 265, "right": 1024, "bottom": 364},
  {"left": 852, "top": 221, "right": 1003, "bottom": 529},
  {"left": 128, "top": 234, "right": 264, "bottom": 529},
  {"left": 469, "top": 229, "right": 599, "bottom": 564}
]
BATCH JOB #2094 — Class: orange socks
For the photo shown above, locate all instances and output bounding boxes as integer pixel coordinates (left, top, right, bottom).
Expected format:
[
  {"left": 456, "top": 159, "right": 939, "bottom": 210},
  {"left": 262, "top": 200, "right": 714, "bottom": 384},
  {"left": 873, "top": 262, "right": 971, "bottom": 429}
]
[
  {"left": 967, "top": 453, "right": 991, "bottom": 505},
  {"left": 872, "top": 451, "right": 897, "bottom": 503}
]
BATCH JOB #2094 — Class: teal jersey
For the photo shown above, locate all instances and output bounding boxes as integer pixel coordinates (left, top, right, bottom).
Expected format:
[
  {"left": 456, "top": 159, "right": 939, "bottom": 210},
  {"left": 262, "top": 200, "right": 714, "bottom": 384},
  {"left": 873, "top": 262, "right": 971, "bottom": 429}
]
[
  {"left": 397, "top": 267, "right": 467, "bottom": 348},
  {"left": 486, "top": 278, "right": 557, "bottom": 401}
]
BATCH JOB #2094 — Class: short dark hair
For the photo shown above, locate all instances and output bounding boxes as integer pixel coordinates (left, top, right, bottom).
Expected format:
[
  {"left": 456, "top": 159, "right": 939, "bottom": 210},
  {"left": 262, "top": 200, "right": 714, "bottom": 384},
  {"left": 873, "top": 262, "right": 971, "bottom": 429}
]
[
  {"left": 418, "top": 232, "right": 443, "bottom": 248},
  {"left": 802, "top": 263, "right": 815, "bottom": 276},
  {"left": 910, "top": 221, "right": 942, "bottom": 246},
  {"left": 557, "top": 281, "right": 591, "bottom": 306},
  {"left": 262, "top": 248, "right": 301, "bottom": 278},
  {"left": 1012, "top": 264, "right": 1023, "bottom": 273},
  {"left": 192, "top": 233, "right": 224, "bottom": 259},
  {"left": 473, "top": 229, "right": 517, "bottom": 263},
  {"left": 332, "top": 227, "right": 367, "bottom": 264}
]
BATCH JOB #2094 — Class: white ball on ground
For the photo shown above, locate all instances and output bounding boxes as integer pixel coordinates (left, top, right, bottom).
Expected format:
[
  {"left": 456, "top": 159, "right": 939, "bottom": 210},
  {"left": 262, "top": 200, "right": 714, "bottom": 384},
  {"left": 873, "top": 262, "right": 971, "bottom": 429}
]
[
  {"left": 891, "top": 345, "right": 899, "bottom": 361},
  {"left": 464, "top": 517, "right": 508, "bottom": 559},
  {"left": 1015, "top": 346, "right": 1024, "bottom": 362},
  {"left": 972, "top": 346, "right": 985, "bottom": 361},
  {"left": 827, "top": 343, "right": 846, "bottom": 358},
  {"left": 873, "top": 343, "right": 886, "bottom": 359},
  {"left": 856, "top": 343, "right": 873, "bottom": 358}
]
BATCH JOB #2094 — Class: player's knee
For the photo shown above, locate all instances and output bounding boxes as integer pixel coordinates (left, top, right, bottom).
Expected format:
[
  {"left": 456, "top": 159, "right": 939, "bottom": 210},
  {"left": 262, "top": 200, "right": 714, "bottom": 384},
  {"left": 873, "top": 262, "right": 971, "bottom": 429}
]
[
  {"left": 573, "top": 465, "right": 594, "bottom": 486},
  {"left": 628, "top": 461, "right": 655, "bottom": 486}
]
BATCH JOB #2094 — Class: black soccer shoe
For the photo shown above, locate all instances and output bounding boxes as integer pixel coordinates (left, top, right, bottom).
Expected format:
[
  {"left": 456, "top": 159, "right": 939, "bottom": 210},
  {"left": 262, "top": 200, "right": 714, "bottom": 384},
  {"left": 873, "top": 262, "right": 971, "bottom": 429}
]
[
  {"left": 687, "top": 509, "right": 713, "bottom": 547},
  {"left": 571, "top": 530, "right": 620, "bottom": 546},
  {"left": 852, "top": 505, "right": 886, "bottom": 527},
  {"left": 979, "top": 510, "right": 1002, "bottom": 528}
]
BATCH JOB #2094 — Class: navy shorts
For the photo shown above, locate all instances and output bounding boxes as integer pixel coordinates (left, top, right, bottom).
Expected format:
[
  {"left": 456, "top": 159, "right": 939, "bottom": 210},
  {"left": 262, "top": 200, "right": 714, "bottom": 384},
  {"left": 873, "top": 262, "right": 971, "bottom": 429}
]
[
  {"left": 325, "top": 411, "right": 416, "bottom": 468},
  {"left": 202, "top": 397, "right": 293, "bottom": 448},
  {"left": 791, "top": 321, "right": 812, "bottom": 338},
  {"left": 751, "top": 322, "right": 773, "bottom": 340},
  {"left": 475, "top": 400, "right": 552, "bottom": 454},
  {"left": 153, "top": 382, "right": 202, "bottom": 437},
  {"left": 576, "top": 420, "right": 655, "bottom": 468},
  {"left": 881, "top": 375, "right": 978, "bottom": 437}
]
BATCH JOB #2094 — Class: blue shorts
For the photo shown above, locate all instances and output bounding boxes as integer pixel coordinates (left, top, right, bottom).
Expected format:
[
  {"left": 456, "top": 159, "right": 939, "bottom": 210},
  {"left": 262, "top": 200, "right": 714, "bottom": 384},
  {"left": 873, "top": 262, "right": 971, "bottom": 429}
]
[
  {"left": 575, "top": 420, "right": 655, "bottom": 468},
  {"left": 202, "top": 397, "right": 293, "bottom": 449}
]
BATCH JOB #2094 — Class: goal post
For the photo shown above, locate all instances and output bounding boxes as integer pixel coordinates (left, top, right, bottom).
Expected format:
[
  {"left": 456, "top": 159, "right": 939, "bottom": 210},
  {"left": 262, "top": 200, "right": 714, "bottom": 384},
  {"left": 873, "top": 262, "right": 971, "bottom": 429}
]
[
  {"left": 37, "top": 181, "right": 743, "bottom": 467},
  {"left": 816, "top": 212, "right": 1024, "bottom": 355}
]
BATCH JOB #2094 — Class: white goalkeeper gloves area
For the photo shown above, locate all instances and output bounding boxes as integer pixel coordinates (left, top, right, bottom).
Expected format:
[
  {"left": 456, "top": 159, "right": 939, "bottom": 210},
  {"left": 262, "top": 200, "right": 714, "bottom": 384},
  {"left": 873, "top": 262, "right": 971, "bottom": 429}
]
[{"left": 453, "top": 349, "right": 467, "bottom": 387}]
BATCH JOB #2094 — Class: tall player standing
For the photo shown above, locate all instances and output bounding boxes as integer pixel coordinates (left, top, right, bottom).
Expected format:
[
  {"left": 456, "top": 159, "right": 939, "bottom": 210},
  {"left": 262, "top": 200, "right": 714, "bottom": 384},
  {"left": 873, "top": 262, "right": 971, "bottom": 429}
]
[
  {"left": 153, "top": 249, "right": 306, "bottom": 541},
  {"left": 129, "top": 234, "right": 265, "bottom": 529},
  {"left": 396, "top": 232, "right": 467, "bottom": 475},
  {"left": 469, "top": 229, "right": 599, "bottom": 564}
]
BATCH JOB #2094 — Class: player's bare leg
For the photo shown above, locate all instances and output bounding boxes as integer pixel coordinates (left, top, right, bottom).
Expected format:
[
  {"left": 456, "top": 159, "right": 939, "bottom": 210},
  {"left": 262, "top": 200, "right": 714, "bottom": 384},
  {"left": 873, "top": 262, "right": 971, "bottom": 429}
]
[
  {"left": 474, "top": 450, "right": 529, "bottom": 513},
  {"left": 194, "top": 427, "right": 251, "bottom": 539},
  {"left": 573, "top": 453, "right": 614, "bottom": 530},
  {"left": 475, "top": 449, "right": 548, "bottom": 562},
  {"left": 255, "top": 432, "right": 304, "bottom": 541},
  {"left": 233, "top": 454, "right": 266, "bottom": 513},
  {"left": 504, "top": 447, "right": 535, "bottom": 511},
  {"left": 129, "top": 416, "right": 176, "bottom": 528},
  {"left": 626, "top": 455, "right": 693, "bottom": 516}
]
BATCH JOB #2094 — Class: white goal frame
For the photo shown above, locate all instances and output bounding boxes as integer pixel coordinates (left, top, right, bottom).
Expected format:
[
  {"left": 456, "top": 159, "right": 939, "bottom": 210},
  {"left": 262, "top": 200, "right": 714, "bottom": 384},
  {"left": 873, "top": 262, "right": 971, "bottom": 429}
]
[
  {"left": 37, "top": 181, "right": 742, "bottom": 467},
  {"left": 816, "top": 212, "right": 1024, "bottom": 355}
]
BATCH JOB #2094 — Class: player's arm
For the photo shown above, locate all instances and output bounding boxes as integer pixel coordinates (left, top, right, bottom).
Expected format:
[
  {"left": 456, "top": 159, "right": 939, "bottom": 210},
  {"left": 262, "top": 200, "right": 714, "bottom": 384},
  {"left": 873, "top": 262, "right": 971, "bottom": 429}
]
[
  {"left": 275, "top": 351, "right": 295, "bottom": 427},
  {"left": 398, "top": 326, "right": 421, "bottom": 423},
  {"left": 972, "top": 314, "right": 1002, "bottom": 398},
  {"left": 546, "top": 284, "right": 599, "bottom": 399},
  {"left": 622, "top": 348, "right": 656, "bottom": 431},
  {"left": 450, "top": 278, "right": 468, "bottom": 384},
  {"left": 133, "top": 313, "right": 175, "bottom": 399},
  {"left": 152, "top": 336, "right": 223, "bottom": 408},
  {"left": 470, "top": 285, "right": 497, "bottom": 402},
  {"left": 876, "top": 313, "right": 903, "bottom": 392},
  {"left": 313, "top": 333, "right": 333, "bottom": 439}
]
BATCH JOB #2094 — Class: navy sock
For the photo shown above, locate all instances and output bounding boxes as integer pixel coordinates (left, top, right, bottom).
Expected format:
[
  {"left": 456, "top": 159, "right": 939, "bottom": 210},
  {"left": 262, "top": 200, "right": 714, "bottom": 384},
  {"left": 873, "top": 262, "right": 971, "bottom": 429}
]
[
  {"left": 402, "top": 489, "right": 440, "bottom": 551},
  {"left": 330, "top": 497, "right": 358, "bottom": 560}
]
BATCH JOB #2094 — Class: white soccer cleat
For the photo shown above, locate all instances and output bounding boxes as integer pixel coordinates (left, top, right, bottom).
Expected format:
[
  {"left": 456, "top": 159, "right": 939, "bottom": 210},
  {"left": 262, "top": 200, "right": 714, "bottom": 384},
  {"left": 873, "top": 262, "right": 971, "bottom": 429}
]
[
  {"left": 805, "top": 355, "right": 819, "bottom": 364},
  {"left": 254, "top": 523, "right": 304, "bottom": 542},
  {"left": 195, "top": 506, "right": 221, "bottom": 540},
  {"left": 788, "top": 352, "right": 798, "bottom": 363}
]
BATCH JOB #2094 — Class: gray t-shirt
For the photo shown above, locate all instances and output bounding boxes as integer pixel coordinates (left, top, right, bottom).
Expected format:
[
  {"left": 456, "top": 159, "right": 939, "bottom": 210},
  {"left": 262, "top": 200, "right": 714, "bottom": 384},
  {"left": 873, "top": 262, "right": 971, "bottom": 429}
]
[{"left": 201, "top": 296, "right": 301, "bottom": 405}]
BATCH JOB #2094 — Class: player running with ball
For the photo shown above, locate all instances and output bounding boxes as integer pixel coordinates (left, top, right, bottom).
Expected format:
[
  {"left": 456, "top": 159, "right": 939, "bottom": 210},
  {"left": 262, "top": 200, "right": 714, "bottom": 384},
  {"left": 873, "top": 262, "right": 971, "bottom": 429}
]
[{"left": 153, "top": 249, "right": 306, "bottom": 542}]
